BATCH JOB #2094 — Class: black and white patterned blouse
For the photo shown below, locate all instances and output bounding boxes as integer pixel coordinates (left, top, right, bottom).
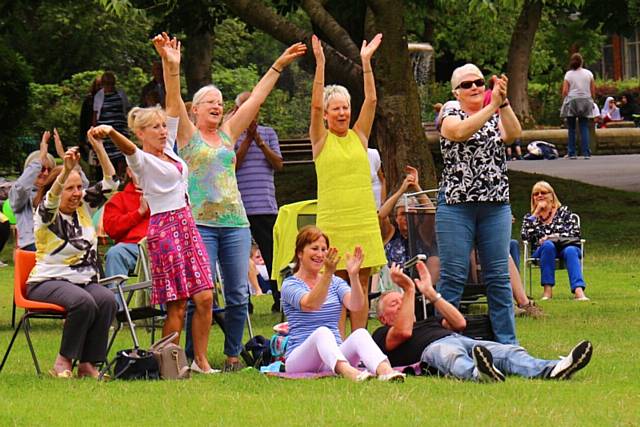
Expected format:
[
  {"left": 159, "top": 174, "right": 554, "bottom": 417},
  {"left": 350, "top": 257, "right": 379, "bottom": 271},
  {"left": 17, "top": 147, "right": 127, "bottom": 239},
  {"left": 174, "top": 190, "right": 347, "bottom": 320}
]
[
  {"left": 439, "top": 107, "right": 509, "bottom": 204},
  {"left": 520, "top": 205, "right": 580, "bottom": 250}
]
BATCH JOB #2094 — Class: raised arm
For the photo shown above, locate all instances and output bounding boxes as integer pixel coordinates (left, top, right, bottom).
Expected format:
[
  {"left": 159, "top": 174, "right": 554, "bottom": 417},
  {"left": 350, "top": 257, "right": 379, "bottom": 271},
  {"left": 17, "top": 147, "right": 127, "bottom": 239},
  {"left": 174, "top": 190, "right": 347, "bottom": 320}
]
[
  {"left": 299, "top": 247, "right": 340, "bottom": 311},
  {"left": 413, "top": 261, "right": 466, "bottom": 331},
  {"left": 153, "top": 33, "right": 195, "bottom": 149},
  {"left": 89, "top": 125, "right": 136, "bottom": 157},
  {"left": 494, "top": 75, "right": 521, "bottom": 143},
  {"left": 383, "top": 264, "right": 418, "bottom": 351},
  {"left": 309, "top": 35, "right": 328, "bottom": 158},
  {"left": 48, "top": 148, "right": 80, "bottom": 206},
  {"left": 223, "top": 43, "right": 306, "bottom": 143},
  {"left": 10, "top": 131, "right": 50, "bottom": 211},
  {"left": 353, "top": 33, "right": 382, "bottom": 147},
  {"left": 53, "top": 128, "right": 65, "bottom": 159},
  {"left": 379, "top": 173, "right": 413, "bottom": 244},
  {"left": 341, "top": 246, "right": 365, "bottom": 311},
  {"left": 87, "top": 129, "right": 115, "bottom": 178}
]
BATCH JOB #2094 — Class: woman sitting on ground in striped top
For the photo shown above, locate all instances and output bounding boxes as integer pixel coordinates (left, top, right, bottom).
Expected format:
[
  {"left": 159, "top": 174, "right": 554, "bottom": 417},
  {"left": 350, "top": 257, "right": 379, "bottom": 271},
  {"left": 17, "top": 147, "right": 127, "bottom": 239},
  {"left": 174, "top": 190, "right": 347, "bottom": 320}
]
[{"left": 281, "top": 226, "right": 404, "bottom": 382}]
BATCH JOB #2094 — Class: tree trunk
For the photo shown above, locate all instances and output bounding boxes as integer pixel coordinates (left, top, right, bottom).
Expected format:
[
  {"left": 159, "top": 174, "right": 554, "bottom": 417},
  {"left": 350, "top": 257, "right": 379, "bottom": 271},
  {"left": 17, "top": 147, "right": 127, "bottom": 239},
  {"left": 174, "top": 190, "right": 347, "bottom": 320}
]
[
  {"left": 506, "top": 0, "right": 543, "bottom": 129},
  {"left": 367, "top": 0, "right": 437, "bottom": 189},
  {"left": 183, "top": 31, "right": 214, "bottom": 98}
]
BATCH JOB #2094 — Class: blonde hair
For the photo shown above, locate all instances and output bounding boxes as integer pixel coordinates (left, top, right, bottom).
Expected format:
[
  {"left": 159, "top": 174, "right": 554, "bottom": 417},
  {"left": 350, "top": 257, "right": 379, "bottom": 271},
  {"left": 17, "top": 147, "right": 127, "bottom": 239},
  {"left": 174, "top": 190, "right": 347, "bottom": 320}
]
[
  {"left": 323, "top": 85, "right": 351, "bottom": 112},
  {"left": 530, "top": 180, "right": 562, "bottom": 212},
  {"left": 127, "top": 106, "right": 166, "bottom": 133}
]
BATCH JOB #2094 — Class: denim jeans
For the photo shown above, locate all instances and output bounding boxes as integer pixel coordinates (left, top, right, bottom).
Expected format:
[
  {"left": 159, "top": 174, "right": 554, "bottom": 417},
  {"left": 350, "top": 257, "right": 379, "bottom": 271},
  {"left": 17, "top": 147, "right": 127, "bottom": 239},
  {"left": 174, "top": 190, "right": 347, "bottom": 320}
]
[
  {"left": 105, "top": 242, "right": 139, "bottom": 277},
  {"left": 532, "top": 240, "right": 585, "bottom": 292},
  {"left": 509, "top": 239, "right": 520, "bottom": 272},
  {"left": 104, "top": 242, "right": 139, "bottom": 309},
  {"left": 421, "top": 334, "right": 556, "bottom": 380},
  {"left": 566, "top": 116, "right": 590, "bottom": 157},
  {"left": 185, "top": 225, "right": 251, "bottom": 358},
  {"left": 435, "top": 193, "right": 517, "bottom": 344}
]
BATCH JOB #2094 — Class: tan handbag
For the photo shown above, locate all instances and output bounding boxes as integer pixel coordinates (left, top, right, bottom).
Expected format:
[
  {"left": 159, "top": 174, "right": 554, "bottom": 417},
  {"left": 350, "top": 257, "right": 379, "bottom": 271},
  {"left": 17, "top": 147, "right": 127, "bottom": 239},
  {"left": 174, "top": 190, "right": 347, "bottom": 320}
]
[{"left": 149, "top": 332, "right": 191, "bottom": 380}]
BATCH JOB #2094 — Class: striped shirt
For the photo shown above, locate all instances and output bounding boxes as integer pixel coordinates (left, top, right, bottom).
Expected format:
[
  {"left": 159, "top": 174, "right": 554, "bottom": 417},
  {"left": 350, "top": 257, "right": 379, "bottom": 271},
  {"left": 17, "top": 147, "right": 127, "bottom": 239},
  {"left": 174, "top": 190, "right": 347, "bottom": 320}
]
[
  {"left": 97, "top": 91, "right": 130, "bottom": 160},
  {"left": 282, "top": 275, "right": 350, "bottom": 357},
  {"left": 234, "top": 125, "right": 281, "bottom": 215}
]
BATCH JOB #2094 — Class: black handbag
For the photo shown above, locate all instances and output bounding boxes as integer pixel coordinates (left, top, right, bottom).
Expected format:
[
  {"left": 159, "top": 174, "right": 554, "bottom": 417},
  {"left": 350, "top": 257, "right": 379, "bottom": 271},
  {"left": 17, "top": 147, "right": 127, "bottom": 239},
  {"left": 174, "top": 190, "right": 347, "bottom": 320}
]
[
  {"left": 111, "top": 348, "right": 161, "bottom": 380},
  {"left": 547, "top": 236, "right": 581, "bottom": 251}
]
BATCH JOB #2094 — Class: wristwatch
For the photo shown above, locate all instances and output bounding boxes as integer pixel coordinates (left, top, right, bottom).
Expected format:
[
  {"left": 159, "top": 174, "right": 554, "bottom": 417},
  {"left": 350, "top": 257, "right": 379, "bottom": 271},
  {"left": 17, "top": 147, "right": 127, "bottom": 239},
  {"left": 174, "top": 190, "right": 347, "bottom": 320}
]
[{"left": 430, "top": 293, "right": 442, "bottom": 304}]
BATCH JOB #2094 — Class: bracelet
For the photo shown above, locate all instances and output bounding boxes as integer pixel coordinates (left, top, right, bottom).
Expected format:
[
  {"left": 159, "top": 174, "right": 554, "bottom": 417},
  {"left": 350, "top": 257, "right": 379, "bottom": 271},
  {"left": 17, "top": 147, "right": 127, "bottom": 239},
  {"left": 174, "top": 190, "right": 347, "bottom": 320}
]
[
  {"left": 169, "top": 73, "right": 180, "bottom": 76},
  {"left": 313, "top": 81, "right": 324, "bottom": 85},
  {"left": 499, "top": 101, "right": 510, "bottom": 109},
  {"left": 363, "top": 70, "right": 373, "bottom": 74},
  {"left": 430, "top": 293, "right": 443, "bottom": 304},
  {"left": 271, "top": 66, "right": 282, "bottom": 74}
]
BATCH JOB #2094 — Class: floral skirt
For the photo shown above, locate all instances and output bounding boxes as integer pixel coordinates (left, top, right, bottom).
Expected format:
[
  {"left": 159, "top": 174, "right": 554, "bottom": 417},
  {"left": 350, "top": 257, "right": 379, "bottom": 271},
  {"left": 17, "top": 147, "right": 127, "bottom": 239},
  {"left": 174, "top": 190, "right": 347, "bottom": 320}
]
[{"left": 147, "top": 206, "right": 213, "bottom": 305}]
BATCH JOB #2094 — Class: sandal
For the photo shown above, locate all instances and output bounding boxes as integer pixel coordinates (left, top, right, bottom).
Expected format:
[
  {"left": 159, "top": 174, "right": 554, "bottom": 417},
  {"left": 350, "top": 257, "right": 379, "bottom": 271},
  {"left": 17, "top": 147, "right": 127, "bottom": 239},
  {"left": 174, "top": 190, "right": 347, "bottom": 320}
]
[{"left": 48, "top": 368, "right": 73, "bottom": 378}]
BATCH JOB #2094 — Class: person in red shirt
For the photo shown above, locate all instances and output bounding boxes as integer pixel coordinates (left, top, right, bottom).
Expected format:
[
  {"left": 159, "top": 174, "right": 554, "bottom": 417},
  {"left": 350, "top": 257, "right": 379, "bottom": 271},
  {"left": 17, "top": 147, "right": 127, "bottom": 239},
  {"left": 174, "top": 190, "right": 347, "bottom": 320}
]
[{"left": 104, "top": 167, "right": 149, "bottom": 278}]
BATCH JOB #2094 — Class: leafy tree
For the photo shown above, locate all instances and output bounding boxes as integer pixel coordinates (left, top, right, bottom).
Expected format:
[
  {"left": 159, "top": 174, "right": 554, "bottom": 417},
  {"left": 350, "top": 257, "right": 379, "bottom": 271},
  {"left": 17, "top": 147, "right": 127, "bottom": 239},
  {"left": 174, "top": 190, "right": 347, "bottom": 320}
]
[
  {"left": 223, "top": 0, "right": 438, "bottom": 188},
  {"left": 0, "top": 37, "right": 31, "bottom": 167},
  {"left": 3, "top": 0, "right": 155, "bottom": 83}
]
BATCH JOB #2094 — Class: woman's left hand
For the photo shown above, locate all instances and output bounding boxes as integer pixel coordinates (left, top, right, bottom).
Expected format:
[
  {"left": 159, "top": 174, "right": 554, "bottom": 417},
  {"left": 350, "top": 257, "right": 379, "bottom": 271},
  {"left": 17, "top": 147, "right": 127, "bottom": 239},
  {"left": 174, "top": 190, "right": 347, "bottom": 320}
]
[
  {"left": 274, "top": 42, "right": 307, "bottom": 70},
  {"left": 360, "top": 33, "right": 382, "bottom": 62},
  {"left": 345, "top": 245, "right": 364, "bottom": 276}
]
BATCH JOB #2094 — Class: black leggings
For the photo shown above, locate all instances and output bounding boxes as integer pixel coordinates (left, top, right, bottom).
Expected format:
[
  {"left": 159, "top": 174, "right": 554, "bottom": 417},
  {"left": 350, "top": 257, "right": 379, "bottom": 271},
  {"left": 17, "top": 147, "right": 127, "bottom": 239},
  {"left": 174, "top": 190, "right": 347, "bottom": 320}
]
[{"left": 0, "top": 220, "right": 9, "bottom": 253}]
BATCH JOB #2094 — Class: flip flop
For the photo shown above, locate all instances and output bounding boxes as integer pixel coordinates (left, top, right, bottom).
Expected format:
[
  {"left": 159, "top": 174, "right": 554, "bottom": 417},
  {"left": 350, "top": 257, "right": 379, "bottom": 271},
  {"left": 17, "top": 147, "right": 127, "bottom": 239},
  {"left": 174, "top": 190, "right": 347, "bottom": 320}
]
[{"left": 48, "top": 369, "right": 73, "bottom": 378}]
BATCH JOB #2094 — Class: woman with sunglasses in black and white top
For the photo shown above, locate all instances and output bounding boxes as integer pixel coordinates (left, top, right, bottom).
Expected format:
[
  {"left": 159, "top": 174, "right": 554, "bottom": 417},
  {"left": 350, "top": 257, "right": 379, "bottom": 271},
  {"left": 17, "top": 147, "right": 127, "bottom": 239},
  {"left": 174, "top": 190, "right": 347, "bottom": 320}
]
[{"left": 436, "top": 64, "right": 521, "bottom": 345}]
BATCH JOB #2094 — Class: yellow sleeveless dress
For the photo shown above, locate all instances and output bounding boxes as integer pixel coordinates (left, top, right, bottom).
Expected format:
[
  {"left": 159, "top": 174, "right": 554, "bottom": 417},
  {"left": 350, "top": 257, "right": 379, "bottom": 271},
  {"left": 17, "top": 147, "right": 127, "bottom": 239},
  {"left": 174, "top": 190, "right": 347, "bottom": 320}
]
[{"left": 314, "top": 130, "right": 386, "bottom": 270}]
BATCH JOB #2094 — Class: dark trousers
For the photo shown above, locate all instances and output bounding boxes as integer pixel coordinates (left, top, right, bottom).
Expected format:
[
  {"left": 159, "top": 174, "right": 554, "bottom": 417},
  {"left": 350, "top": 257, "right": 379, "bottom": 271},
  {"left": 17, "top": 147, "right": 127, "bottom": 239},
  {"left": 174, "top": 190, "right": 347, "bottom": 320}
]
[
  {"left": 28, "top": 280, "right": 117, "bottom": 363},
  {"left": 248, "top": 214, "right": 280, "bottom": 307}
]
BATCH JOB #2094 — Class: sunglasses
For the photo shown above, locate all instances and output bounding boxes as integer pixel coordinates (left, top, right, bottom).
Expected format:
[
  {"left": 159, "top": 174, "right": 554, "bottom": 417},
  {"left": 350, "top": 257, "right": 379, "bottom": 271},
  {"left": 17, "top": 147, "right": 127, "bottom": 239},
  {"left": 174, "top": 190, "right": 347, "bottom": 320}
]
[
  {"left": 456, "top": 78, "right": 485, "bottom": 90},
  {"left": 533, "top": 191, "right": 550, "bottom": 196},
  {"left": 40, "top": 166, "right": 52, "bottom": 173}
]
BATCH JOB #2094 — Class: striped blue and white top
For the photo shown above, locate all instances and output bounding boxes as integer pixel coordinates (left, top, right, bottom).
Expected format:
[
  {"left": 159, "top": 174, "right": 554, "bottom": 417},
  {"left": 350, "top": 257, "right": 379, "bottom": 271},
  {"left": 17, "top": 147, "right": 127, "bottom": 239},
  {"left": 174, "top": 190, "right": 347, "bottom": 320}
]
[
  {"left": 234, "top": 125, "right": 281, "bottom": 215},
  {"left": 281, "top": 275, "right": 351, "bottom": 357}
]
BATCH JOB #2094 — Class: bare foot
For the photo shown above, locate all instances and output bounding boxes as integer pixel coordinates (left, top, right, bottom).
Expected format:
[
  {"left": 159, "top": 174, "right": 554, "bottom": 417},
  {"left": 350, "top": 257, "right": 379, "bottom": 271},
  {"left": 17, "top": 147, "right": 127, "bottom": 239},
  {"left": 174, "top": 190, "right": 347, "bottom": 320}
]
[{"left": 77, "top": 362, "right": 100, "bottom": 378}]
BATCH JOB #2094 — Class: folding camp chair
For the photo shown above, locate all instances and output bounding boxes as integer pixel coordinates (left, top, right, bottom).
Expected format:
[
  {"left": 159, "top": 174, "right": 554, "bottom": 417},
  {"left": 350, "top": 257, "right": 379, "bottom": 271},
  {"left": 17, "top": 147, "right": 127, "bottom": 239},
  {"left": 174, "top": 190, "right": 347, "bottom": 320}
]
[
  {"left": 104, "top": 238, "right": 165, "bottom": 356},
  {"left": 522, "top": 213, "right": 586, "bottom": 295},
  {"left": 0, "top": 249, "right": 128, "bottom": 375}
]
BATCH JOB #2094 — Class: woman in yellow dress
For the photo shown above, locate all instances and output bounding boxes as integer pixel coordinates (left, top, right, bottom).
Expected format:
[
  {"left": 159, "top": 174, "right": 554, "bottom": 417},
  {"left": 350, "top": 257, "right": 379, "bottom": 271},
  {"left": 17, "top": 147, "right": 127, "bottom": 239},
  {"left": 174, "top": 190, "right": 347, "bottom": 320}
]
[{"left": 309, "top": 34, "right": 386, "bottom": 334}]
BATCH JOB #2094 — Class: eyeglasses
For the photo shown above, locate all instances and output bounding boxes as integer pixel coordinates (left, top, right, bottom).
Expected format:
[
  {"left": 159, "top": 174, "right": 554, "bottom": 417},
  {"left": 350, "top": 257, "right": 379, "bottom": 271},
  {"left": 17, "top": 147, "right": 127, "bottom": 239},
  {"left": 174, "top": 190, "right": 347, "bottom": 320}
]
[
  {"left": 533, "top": 191, "right": 550, "bottom": 196},
  {"left": 456, "top": 78, "right": 485, "bottom": 90},
  {"left": 40, "top": 166, "right": 52, "bottom": 173}
]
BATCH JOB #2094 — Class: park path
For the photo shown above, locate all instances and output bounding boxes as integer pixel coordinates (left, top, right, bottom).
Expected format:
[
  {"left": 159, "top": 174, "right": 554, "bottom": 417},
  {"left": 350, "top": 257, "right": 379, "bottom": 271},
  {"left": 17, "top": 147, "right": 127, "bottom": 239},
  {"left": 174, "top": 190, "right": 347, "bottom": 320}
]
[{"left": 507, "top": 154, "right": 640, "bottom": 193}]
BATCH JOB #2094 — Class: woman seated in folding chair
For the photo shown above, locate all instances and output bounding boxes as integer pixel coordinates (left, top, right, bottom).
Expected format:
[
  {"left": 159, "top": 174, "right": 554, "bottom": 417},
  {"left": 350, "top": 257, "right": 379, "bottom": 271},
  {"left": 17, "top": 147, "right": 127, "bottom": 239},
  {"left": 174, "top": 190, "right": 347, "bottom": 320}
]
[
  {"left": 378, "top": 165, "right": 439, "bottom": 283},
  {"left": 281, "top": 226, "right": 405, "bottom": 382},
  {"left": 521, "top": 181, "right": 589, "bottom": 301},
  {"left": 27, "top": 137, "right": 118, "bottom": 378}
]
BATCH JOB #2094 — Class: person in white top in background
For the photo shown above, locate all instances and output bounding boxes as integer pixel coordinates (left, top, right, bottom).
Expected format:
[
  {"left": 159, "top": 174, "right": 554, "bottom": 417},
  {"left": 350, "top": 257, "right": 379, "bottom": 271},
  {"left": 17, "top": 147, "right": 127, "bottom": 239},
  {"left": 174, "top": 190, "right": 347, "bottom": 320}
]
[{"left": 367, "top": 148, "right": 386, "bottom": 210}]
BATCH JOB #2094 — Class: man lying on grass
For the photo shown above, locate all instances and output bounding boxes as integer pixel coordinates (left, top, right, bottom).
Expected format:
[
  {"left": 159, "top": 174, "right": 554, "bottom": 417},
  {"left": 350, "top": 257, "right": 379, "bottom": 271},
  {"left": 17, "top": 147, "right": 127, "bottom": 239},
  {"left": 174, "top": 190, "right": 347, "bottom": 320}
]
[{"left": 372, "top": 262, "right": 592, "bottom": 382}]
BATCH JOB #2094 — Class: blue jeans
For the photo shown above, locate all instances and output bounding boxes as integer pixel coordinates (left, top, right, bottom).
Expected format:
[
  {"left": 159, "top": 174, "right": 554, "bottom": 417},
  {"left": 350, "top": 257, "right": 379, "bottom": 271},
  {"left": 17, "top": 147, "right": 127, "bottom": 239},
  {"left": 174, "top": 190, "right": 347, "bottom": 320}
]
[
  {"left": 509, "top": 239, "right": 520, "bottom": 272},
  {"left": 435, "top": 194, "right": 517, "bottom": 344},
  {"left": 532, "top": 240, "right": 585, "bottom": 292},
  {"left": 566, "top": 116, "right": 590, "bottom": 157},
  {"left": 104, "top": 242, "right": 139, "bottom": 309},
  {"left": 105, "top": 242, "right": 139, "bottom": 277},
  {"left": 185, "top": 226, "right": 251, "bottom": 358},
  {"left": 421, "top": 334, "right": 556, "bottom": 380}
]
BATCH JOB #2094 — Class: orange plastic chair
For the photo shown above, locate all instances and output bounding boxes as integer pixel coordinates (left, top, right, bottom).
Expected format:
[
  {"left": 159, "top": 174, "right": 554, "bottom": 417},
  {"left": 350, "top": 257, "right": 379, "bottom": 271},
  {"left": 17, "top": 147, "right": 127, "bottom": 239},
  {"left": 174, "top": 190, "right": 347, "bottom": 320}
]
[{"left": 0, "top": 249, "right": 66, "bottom": 375}]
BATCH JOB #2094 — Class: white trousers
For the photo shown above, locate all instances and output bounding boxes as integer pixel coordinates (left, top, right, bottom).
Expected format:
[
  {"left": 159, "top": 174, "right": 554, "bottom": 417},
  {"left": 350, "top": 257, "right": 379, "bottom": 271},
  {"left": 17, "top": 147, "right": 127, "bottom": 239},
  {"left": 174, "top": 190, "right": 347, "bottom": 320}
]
[{"left": 285, "top": 327, "right": 388, "bottom": 374}]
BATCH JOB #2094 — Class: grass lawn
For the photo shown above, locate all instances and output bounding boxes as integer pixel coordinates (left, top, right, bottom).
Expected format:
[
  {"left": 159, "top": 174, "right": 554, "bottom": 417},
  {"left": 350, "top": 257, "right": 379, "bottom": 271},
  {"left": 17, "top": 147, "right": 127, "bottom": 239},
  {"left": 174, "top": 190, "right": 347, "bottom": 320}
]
[{"left": 0, "top": 170, "right": 639, "bottom": 426}]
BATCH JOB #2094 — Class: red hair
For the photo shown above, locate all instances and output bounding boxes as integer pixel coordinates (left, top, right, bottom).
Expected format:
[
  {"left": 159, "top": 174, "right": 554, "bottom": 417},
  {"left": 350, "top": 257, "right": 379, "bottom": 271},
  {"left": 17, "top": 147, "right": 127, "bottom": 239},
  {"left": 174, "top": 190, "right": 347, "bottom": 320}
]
[{"left": 292, "top": 226, "right": 329, "bottom": 273}]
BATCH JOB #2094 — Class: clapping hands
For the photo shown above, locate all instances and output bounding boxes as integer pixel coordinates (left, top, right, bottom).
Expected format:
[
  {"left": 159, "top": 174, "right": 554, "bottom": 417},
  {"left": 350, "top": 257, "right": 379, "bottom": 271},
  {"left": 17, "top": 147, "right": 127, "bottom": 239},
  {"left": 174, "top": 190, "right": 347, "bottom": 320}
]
[{"left": 323, "top": 247, "right": 340, "bottom": 275}]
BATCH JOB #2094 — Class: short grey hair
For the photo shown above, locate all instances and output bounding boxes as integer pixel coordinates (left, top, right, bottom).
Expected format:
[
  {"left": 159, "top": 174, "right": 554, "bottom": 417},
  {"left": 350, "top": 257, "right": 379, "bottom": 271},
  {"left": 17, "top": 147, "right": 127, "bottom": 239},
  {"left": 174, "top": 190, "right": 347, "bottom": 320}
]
[
  {"left": 376, "top": 291, "right": 398, "bottom": 319},
  {"left": 192, "top": 84, "right": 223, "bottom": 106},
  {"left": 323, "top": 85, "right": 351, "bottom": 111}
]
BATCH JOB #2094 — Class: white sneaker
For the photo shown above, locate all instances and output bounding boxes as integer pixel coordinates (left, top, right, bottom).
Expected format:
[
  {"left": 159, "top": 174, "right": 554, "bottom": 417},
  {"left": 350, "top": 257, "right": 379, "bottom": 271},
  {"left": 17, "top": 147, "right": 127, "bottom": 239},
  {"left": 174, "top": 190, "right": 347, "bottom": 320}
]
[
  {"left": 355, "top": 371, "right": 375, "bottom": 382},
  {"left": 548, "top": 341, "right": 593, "bottom": 380},
  {"left": 0, "top": 260, "right": 7, "bottom": 268},
  {"left": 377, "top": 371, "right": 406, "bottom": 382}
]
